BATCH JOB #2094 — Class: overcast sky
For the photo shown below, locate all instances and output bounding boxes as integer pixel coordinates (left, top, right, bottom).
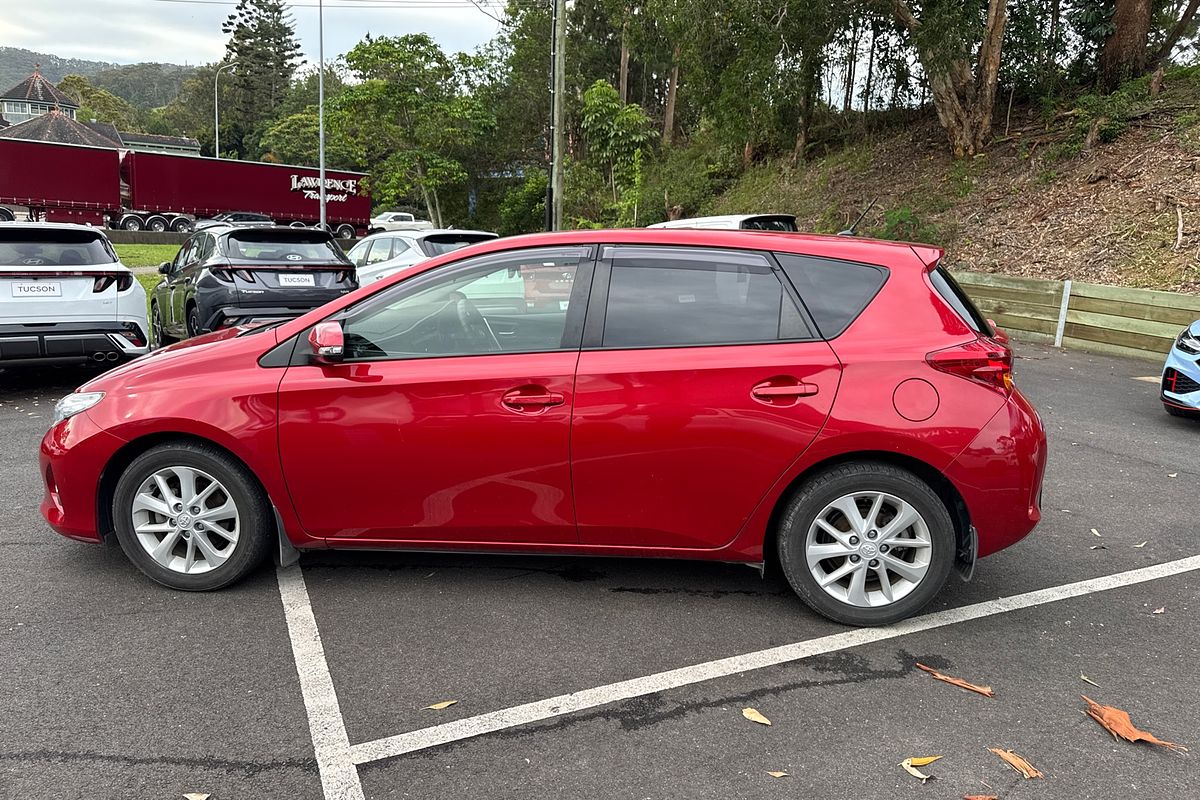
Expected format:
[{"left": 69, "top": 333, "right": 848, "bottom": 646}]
[{"left": 0, "top": 0, "right": 502, "bottom": 67}]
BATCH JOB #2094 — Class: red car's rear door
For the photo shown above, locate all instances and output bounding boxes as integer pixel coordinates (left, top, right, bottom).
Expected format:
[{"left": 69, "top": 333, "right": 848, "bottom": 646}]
[
  {"left": 571, "top": 245, "right": 840, "bottom": 549},
  {"left": 276, "top": 245, "right": 594, "bottom": 545}
]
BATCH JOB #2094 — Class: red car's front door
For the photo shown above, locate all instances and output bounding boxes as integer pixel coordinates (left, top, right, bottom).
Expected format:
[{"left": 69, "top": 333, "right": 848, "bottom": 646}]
[
  {"left": 571, "top": 245, "right": 840, "bottom": 550},
  {"left": 276, "top": 245, "right": 593, "bottom": 545}
]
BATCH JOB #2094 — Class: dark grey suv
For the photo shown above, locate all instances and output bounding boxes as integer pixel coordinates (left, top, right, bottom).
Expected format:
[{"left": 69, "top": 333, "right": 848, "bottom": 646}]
[{"left": 150, "top": 226, "right": 357, "bottom": 344}]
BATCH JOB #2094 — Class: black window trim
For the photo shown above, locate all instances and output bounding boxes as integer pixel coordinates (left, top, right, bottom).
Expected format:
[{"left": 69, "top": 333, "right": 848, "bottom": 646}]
[
  {"left": 773, "top": 251, "right": 891, "bottom": 341},
  {"left": 581, "top": 244, "right": 821, "bottom": 351},
  {"left": 287, "top": 244, "right": 599, "bottom": 365}
]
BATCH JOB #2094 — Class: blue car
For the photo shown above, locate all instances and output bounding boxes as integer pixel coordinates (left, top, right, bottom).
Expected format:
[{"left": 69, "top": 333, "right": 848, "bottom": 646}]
[{"left": 1162, "top": 321, "right": 1200, "bottom": 418}]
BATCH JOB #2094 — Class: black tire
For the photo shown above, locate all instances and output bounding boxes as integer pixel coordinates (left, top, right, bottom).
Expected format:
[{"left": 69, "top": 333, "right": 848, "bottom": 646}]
[
  {"left": 777, "top": 462, "right": 955, "bottom": 626},
  {"left": 147, "top": 216, "right": 168, "bottom": 232},
  {"left": 186, "top": 303, "right": 202, "bottom": 337},
  {"left": 170, "top": 217, "right": 192, "bottom": 233},
  {"left": 151, "top": 301, "right": 175, "bottom": 347},
  {"left": 122, "top": 216, "right": 144, "bottom": 231},
  {"left": 0, "top": 208, "right": 14, "bottom": 222},
  {"left": 111, "top": 442, "right": 272, "bottom": 591},
  {"left": 335, "top": 224, "right": 356, "bottom": 239}
]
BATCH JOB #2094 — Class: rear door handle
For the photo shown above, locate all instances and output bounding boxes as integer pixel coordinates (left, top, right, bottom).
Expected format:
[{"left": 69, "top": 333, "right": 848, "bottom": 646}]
[{"left": 751, "top": 380, "right": 819, "bottom": 400}]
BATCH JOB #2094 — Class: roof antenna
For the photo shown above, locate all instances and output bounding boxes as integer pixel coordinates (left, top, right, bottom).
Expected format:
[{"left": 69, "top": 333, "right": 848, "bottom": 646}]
[{"left": 837, "top": 198, "right": 877, "bottom": 237}]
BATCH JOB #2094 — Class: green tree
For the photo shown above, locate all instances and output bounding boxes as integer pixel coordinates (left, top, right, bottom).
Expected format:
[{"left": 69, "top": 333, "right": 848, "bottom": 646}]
[
  {"left": 220, "top": 0, "right": 304, "bottom": 157},
  {"left": 580, "top": 79, "right": 652, "bottom": 202},
  {"left": 57, "top": 74, "right": 139, "bottom": 129}
]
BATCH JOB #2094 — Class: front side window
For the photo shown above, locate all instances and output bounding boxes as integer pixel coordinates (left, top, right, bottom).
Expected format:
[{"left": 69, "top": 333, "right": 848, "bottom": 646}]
[
  {"left": 601, "top": 247, "right": 807, "bottom": 348},
  {"left": 341, "top": 247, "right": 589, "bottom": 360}
]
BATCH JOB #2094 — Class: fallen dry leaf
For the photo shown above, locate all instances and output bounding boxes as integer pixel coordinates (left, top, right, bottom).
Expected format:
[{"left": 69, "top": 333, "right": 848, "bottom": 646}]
[
  {"left": 1080, "top": 674, "right": 1101, "bottom": 687},
  {"left": 1153, "top": 607, "right": 1166, "bottom": 614},
  {"left": 1090, "top": 545, "right": 1107, "bottom": 550},
  {"left": 1090, "top": 528, "right": 1102, "bottom": 536},
  {"left": 425, "top": 700, "right": 458, "bottom": 710},
  {"left": 742, "top": 707, "right": 771, "bottom": 726},
  {"left": 1082, "top": 696, "right": 1189, "bottom": 752},
  {"left": 917, "top": 663, "right": 995, "bottom": 697},
  {"left": 1134, "top": 541, "right": 1148, "bottom": 548},
  {"left": 1168, "top": 473, "right": 1178, "bottom": 478},
  {"left": 766, "top": 771, "right": 789, "bottom": 778},
  {"left": 900, "top": 757, "right": 938, "bottom": 783},
  {"left": 989, "top": 748, "right": 1043, "bottom": 778},
  {"left": 908, "top": 755, "right": 944, "bottom": 767},
  {"left": 183, "top": 794, "right": 210, "bottom": 800}
]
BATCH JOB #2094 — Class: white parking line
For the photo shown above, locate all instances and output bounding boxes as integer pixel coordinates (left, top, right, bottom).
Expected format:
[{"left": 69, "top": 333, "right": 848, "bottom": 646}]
[
  {"left": 276, "top": 566, "right": 365, "bottom": 800},
  {"left": 1132, "top": 376, "right": 1161, "bottom": 383},
  {"left": 348, "top": 554, "right": 1200, "bottom": 766}
]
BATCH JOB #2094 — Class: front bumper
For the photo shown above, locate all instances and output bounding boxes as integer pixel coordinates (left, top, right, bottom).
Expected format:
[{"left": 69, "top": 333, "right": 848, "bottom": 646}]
[
  {"left": 1161, "top": 346, "right": 1200, "bottom": 411},
  {"left": 40, "top": 411, "right": 127, "bottom": 542},
  {"left": 0, "top": 320, "right": 149, "bottom": 366}
]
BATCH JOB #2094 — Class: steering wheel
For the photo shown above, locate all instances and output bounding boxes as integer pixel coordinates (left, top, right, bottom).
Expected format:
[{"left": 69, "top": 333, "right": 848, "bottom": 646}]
[{"left": 455, "top": 298, "right": 501, "bottom": 352}]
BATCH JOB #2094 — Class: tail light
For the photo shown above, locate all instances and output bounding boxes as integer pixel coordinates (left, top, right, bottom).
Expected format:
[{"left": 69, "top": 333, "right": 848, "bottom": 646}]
[
  {"left": 213, "top": 268, "right": 256, "bottom": 283},
  {"left": 927, "top": 339, "right": 1013, "bottom": 393},
  {"left": 337, "top": 270, "right": 355, "bottom": 284},
  {"left": 93, "top": 273, "right": 134, "bottom": 292}
]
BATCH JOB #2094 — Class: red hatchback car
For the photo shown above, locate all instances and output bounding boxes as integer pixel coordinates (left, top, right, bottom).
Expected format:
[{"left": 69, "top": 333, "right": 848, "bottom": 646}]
[{"left": 41, "top": 230, "right": 1045, "bottom": 625}]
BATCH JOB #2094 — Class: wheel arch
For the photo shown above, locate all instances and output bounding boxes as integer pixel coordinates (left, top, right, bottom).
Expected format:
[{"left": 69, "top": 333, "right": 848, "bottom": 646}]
[{"left": 761, "top": 450, "right": 971, "bottom": 578}]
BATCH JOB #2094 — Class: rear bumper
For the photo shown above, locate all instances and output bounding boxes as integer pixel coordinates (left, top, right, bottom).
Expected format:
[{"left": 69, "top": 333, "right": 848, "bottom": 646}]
[
  {"left": 944, "top": 388, "right": 1047, "bottom": 559},
  {"left": 204, "top": 304, "right": 337, "bottom": 330},
  {"left": 0, "top": 320, "right": 149, "bottom": 365}
]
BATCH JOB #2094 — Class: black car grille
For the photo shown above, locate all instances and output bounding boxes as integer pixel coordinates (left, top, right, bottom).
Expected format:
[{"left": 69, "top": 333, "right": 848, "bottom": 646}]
[{"left": 1163, "top": 368, "right": 1200, "bottom": 395}]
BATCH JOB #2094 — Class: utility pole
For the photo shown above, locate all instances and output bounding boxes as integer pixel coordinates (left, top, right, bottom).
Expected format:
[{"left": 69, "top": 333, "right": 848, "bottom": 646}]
[
  {"left": 550, "top": 0, "right": 566, "bottom": 230},
  {"left": 213, "top": 62, "right": 238, "bottom": 158},
  {"left": 318, "top": 0, "right": 327, "bottom": 231}
]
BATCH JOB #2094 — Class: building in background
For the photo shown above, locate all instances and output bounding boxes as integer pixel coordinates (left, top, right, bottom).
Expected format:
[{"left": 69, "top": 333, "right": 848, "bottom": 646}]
[{"left": 1, "top": 67, "right": 78, "bottom": 125}]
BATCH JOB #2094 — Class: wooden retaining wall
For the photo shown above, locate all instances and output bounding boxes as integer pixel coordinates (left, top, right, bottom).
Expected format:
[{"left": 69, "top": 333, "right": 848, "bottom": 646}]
[{"left": 954, "top": 271, "right": 1200, "bottom": 362}]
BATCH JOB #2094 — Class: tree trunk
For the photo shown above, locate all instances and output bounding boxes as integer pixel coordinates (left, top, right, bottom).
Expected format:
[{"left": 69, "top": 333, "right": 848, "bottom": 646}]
[
  {"left": 662, "top": 46, "right": 680, "bottom": 146},
  {"left": 431, "top": 186, "right": 444, "bottom": 229},
  {"left": 618, "top": 16, "right": 630, "bottom": 103},
  {"left": 792, "top": 52, "right": 820, "bottom": 165},
  {"left": 843, "top": 16, "right": 861, "bottom": 113},
  {"left": 893, "top": 0, "right": 1007, "bottom": 158},
  {"left": 1099, "top": 0, "right": 1153, "bottom": 91},
  {"left": 1151, "top": 0, "right": 1200, "bottom": 66},
  {"left": 863, "top": 22, "right": 878, "bottom": 114}
]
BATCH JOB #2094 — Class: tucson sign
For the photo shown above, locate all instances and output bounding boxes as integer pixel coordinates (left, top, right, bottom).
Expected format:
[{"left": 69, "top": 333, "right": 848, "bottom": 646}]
[{"left": 289, "top": 175, "right": 359, "bottom": 203}]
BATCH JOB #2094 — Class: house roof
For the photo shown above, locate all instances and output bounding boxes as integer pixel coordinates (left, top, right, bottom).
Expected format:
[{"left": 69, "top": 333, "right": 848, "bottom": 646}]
[
  {"left": 0, "top": 111, "right": 118, "bottom": 148},
  {"left": 1, "top": 69, "right": 78, "bottom": 108},
  {"left": 81, "top": 120, "right": 121, "bottom": 144},
  {"left": 117, "top": 131, "right": 200, "bottom": 150},
  {"left": 0, "top": 116, "right": 9, "bottom": 129}
]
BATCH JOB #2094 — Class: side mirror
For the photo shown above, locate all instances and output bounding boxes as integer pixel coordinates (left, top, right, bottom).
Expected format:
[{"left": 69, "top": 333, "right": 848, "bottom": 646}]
[
  {"left": 308, "top": 320, "right": 345, "bottom": 363},
  {"left": 157, "top": 261, "right": 171, "bottom": 275}
]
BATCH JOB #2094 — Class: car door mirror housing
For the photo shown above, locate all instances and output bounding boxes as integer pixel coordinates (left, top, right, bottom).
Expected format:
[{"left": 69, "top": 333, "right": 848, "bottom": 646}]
[
  {"left": 158, "top": 261, "right": 172, "bottom": 275},
  {"left": 308, "top": 321, "right": 345, "bottom": 363}
]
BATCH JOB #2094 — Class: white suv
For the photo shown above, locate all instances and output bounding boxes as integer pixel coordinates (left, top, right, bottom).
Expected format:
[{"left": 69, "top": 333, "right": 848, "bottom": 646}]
[
  {"left": 347, "top": 229, "right": 499, "bottom": 284},
  {"left": 0, "top": 223, "right": 149, "bottom": 366}
]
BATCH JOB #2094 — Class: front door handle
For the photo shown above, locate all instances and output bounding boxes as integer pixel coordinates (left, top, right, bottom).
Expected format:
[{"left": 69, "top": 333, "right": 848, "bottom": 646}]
[
  {"left": 501, "top": 387, "right": 565, "bottom": 411},
  {"left": 751, "top": 379, "right": 819, "bottom": 403}
]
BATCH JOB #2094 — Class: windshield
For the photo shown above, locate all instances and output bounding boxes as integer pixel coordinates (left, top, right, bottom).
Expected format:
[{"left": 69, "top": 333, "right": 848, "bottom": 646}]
[
  {"left": 418, "top": 233, "right": 497, "bottom": 257},
  {"left": 223, "top": 232, "right": 348, "bottom": 263},
  {"left": 0, "top": 230, "right": 118, "bottom": 266}
]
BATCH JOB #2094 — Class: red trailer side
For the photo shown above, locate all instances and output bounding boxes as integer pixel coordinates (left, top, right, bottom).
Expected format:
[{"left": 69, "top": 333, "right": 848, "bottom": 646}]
[
  {"left": 123, "top": 152, "right": 370, "bottom": 235},
  {"left": 0, "top": 139, "right": 121, "bottom": 225}
]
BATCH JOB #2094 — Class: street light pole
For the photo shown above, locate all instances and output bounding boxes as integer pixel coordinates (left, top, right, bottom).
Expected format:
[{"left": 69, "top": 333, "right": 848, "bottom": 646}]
[
  {"left": 318, "top": 0, "right": 327, "bottom": 231},
  {"left": 213, "top": 62, "right": 238, "bottom": 159}
]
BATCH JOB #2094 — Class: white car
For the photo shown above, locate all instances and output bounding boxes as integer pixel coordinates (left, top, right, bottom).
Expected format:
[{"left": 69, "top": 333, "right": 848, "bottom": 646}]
[
  {"left": 368, "top": 211, "right": 435, "bottom": 233},
  {"left": 0, "top": 222, "right": 149, "bottom": 366},
  {"left": 347, "top": 229, "right": 499, "bottom": 284},
  {"left": 648, "top": 213, "right": 798, "bottom": 231}
]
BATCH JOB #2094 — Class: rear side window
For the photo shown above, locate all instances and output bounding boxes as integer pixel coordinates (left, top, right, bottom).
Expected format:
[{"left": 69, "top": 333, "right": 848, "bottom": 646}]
[
  {"left": 601, "top": 247, "right": 810, "bottom": 348},
  {"left": 776, "top": 254, "right": 887, "bottom": 338},
  {"left": 929, "top": 267, "right": 993, "bottom": 335}
]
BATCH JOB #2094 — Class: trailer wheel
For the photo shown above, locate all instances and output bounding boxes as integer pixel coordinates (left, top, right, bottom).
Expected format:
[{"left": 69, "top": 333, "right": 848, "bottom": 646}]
[
  {"left": 146, "top": 216, "right": 169, "bottom": 233},
  {"left": 0, "top": 208, "right": 13, "bottom": 222},
  {"left": 170, "top": 217, "right": 192, "bottom": 233},
  {"left": 335, "top": 224, "right": 356, "bottom": 240},
  {"left": 288, "top": 221, "right": 307, "bottom": 228},
  {"left": 122, "top": 216, "right": 144, "bottom": 231}
]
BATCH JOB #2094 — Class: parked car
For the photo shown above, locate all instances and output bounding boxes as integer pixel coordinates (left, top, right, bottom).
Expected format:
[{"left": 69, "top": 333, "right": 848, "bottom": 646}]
[
  {"left": 1161, "top": 321, "right": 1200, "bottom": 418},
  {"left": 347, "top": 229, "right": 499, "bottom": 284},
  {"left": 149, "top": 225, "right": 357, "bottom": 343},
  {"left": 193, "top": 212, "right": 274, "bottom": 231},
  {"left": 0, "top": 222, "right": 148, "bottom": 366},
  {"left": 368, "top": 211, "right": 434, "bottom": 233},
  {"left": 648, "top": 214, "right": 799, "bottom": 231},
  {"left": 41, "top": 229, "right": 1045, "bottom": 626}
]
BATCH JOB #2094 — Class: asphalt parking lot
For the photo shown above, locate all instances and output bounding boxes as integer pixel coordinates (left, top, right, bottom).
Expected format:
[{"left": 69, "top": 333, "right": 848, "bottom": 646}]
[{"left": 1, "top": 341, "right": 1196, "bottom": 800}]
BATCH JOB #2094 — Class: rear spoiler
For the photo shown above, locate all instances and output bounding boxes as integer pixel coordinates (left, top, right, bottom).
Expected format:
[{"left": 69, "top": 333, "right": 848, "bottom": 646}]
[{"left": 909, "top": 245, "right": 944, "bottom": 271}]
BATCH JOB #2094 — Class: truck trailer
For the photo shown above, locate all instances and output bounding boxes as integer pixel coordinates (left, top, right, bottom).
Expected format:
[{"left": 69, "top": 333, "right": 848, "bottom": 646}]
[{"left": 0, "top": 139, "right": 370, "bottom": 238}]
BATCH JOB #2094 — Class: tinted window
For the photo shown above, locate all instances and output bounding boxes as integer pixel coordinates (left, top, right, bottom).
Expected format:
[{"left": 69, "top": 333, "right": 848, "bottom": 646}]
[
  {"left": 602, "top": 247, "right": 806, "bottom": 348},
  {"left": 417, "top": 233, "right": 498, "bottom": 257},
  {"left": 196, "top": 234, "right": 215, "bottom": 262},
  {"left": 365, "top": 239, "right": 392, "bottom": 265},
  {"left": 0, "top": 229, "right": 117, "bottom": 266},
  {"left": 741, "top": 215, "right": 798, "bottom": 232},
  {"left": 342, "top": 247, "right": 588, "bottom": 360},
  {"left": 224, "top": 231, "right": 347, "bottom": 263},
  {"left": 929, "top": 267, "right": 993, "bottom": 335},
  {"left": 776, "top": 254, "right": 887, "bottom": 338}
]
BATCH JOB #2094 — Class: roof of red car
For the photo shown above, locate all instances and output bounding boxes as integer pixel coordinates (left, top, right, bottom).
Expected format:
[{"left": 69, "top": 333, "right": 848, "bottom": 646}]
[{"left": 456, "top": 228, "right": 942, "bottom": 269}]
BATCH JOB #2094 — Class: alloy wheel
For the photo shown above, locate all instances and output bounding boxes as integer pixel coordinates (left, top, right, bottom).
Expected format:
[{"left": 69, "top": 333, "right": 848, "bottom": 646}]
[
  {"left": 130, "top": 466, "right": 240, "bottom": 574},
  {"left": 804, "top": 491, "right": 932, "bottom": 608}
]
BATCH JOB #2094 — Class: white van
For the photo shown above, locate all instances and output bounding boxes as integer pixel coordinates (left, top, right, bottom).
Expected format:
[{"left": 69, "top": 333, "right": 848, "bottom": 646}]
[
  {"left": 648, "top": 214, "right": 798, "bottom": 232},
  {"left": 0, "top": 223, "right": 149, "bottom": 366}
]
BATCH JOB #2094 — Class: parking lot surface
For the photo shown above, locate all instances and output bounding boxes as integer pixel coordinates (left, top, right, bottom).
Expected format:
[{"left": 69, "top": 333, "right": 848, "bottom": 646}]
[{"left": 2, "top": 342, "right": 1196, "bottom": 799}]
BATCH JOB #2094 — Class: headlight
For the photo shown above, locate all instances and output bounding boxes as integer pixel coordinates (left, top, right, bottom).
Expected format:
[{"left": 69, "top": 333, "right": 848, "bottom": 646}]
[
  {"left": 52, "top": 392, "right": 105, "bottom": 425},
  {"left": 1177, "top": 328, "right": 1200, "bottom": 355}
]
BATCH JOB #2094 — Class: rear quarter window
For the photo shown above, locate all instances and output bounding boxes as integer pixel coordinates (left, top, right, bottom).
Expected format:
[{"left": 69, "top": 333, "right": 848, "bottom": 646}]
[{"left": 775, "top": 253, "right": 887, "bottom": 338}]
